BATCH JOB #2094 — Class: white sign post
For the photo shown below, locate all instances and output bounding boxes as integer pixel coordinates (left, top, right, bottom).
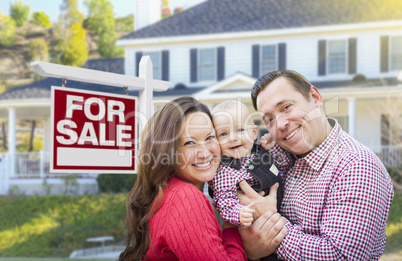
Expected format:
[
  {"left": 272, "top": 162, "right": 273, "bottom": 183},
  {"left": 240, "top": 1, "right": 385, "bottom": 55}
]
[{"left": 31, "top": 56, "right": 170, "bottom": 173}]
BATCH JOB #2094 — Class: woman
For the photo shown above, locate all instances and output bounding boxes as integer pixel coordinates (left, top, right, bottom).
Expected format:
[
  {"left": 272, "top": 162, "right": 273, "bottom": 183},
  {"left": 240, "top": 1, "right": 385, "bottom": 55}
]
[{"left": 119, "top": 97, "right": 247, "bottom": 260}]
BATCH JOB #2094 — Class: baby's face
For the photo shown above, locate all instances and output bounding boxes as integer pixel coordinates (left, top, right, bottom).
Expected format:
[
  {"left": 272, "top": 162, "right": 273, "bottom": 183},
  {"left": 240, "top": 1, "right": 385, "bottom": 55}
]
[{"left": 213, "top": 108, "right": 258, "bottom": 159}]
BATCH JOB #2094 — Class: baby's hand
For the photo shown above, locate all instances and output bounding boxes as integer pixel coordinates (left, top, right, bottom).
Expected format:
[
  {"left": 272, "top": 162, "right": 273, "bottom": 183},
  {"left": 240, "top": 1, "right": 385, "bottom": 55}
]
[
  {"left": 260, "top": 133, "right": 275, "bottom": 150},
  {"left": 240, "top": 202, "right": 255, "bottom": 226}
]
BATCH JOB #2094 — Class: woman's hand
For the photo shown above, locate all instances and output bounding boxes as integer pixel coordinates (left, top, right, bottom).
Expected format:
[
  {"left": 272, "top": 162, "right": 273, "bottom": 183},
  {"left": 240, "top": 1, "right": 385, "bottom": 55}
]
[
  {"left": 237, "top": 181, "right": 278, "bottom": 220},
  {"left": 238, "top": 210, "right": 287, "bottom": 260}
]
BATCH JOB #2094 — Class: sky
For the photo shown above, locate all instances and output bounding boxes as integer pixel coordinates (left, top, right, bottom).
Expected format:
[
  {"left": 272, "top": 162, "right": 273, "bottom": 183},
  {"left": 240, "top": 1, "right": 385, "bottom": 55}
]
[{"left": 0, "top": 0, "right": 206, "bottom": 22}]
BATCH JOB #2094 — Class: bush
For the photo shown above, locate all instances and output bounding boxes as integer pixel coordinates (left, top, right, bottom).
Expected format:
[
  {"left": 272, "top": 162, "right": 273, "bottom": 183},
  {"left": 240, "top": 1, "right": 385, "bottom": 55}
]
[
  {"left": 31, "top": 11, "right": 51, "bottom": 28},
  {"left": 97, "top": 174, "right": 137, "bottom": 193},
  {"left": 0, "top": 11, "right": 16, "bottom": 47},
  {"left": 10, "top": 1, "right": 30, "bottom": 27},
  {"left": 28, "top": 38, "right": 49, "bottom": 61}
]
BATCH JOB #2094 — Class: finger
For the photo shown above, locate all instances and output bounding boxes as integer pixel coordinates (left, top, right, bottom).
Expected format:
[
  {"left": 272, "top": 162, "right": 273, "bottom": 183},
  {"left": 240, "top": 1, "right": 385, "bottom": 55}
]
[
  {"left": 268, "top": 183, "right": 279, "bottom": 200},
  {"left": 258, "top": 191, "right": 265, "bottom": 196},
  {"left": 238, "top": 180, "right": 261, "bottom": 200},
  {"left": 261, "top": 212, "right": 282, "bottom": 237},
  {"left": 248, "top": 210, "right": 275, "bottom": 232}
]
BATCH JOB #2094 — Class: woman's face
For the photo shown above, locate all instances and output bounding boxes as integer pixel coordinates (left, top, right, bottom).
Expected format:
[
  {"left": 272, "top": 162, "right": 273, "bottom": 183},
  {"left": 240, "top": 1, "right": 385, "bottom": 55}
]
[{"left": 174, "top": 112, "right": 221, "bottom": 190}]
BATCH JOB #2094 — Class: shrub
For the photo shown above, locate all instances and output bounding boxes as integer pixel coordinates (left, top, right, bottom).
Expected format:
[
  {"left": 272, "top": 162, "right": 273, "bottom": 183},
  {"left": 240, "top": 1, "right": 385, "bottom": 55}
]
[
  {"left": 31, "top": 11, "right": 51, "bottom": 28},
  {"left": 0, "top": 11, "right": 16, "bottom": 47},
  {"left": 28, "top": 38, "right": 49, "bottom": 61},
  {"left": 97, "top": 174, "right": 137, "bottom": 193}
]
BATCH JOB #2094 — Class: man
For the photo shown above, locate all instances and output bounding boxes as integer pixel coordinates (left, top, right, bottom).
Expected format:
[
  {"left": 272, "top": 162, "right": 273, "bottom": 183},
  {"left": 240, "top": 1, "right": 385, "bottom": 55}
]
[{"left": 238, "top": 70, "right": 394, "bottom": 260}]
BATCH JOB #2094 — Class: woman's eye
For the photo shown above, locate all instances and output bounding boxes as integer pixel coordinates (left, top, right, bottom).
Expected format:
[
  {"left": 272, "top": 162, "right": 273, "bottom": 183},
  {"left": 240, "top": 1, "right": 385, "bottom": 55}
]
[
  {"left": 184, "top": 141, "right": 196, "bottom": 146},
  {"left": 206, "top": 135, "right": 216, "bottom": 141},
  {"left": 220, "top": 133, "right": 227, "bottom": 137}
]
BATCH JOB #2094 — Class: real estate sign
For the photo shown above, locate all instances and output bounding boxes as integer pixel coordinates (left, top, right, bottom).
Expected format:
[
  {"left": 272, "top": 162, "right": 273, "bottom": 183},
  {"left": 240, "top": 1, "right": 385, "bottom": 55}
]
[{"left": 50, "top": 86, "right": 137, "bottom": 173}]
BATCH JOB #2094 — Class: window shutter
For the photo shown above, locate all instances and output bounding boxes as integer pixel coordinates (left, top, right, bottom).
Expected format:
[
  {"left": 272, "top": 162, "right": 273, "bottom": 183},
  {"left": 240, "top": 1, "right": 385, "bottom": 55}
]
[
  {"left": 162, "top": 50, "right": 169, "bottom": 81},
  {"left": 190, "top": 48, "right": 198, "bottom": 83},
  {"left": 135, "top": 52, "right": 143, "bottom": 77},
  {"left": 348, "top": 38, "right": 357, "bottom": 74},
  {"left": 278, "top": 43, "right": 286, "bottom": 70},
  {"left": 217, "top": 47, "right": 225, "bottom": 81},
  {"left": 318, "top": 40, "right": 326, "bottom": 76},
  {"left": 252, "top": 45, "right": 260, "bottom": 78},
  {"left": 380, "top": 36, "right": 389, "bottom": 73}
]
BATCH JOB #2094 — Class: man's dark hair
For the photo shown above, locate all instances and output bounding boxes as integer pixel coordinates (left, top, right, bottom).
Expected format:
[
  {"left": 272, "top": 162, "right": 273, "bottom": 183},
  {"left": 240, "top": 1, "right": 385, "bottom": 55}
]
[{"left": 251, "top": 70, "right": 313, "bottom": 110}]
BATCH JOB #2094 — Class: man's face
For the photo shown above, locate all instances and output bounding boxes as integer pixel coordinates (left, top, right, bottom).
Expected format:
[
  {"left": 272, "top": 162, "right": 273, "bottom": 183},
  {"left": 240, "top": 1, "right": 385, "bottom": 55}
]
[{"left": 256, "top": 77, "right": 326, "bottom": 157}]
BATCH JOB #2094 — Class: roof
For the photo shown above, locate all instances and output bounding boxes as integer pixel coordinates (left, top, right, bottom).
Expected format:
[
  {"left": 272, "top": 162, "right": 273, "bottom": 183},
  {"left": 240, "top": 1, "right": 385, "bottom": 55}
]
[
  {"left": 120, "top": 0, "right": 402, "bottom": 40},
  {"left": 0, "top": 58, "right": 203, "bottom": 101}
]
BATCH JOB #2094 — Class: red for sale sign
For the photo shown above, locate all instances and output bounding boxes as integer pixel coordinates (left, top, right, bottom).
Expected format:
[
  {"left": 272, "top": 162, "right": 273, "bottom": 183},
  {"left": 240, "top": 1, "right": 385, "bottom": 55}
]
[{"left": 50, "top": 86, "right": 137, "bottom": 173}]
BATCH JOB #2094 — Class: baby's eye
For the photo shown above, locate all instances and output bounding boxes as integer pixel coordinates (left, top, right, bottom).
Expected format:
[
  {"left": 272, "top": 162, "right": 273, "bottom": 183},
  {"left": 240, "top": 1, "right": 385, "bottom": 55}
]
[{"left": 238, "top": 128, "right": 245, "bottom": 133}]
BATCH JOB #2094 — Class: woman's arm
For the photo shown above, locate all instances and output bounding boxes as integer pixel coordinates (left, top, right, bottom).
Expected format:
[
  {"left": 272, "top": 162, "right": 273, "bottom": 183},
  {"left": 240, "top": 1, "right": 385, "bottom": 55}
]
[{"left": 165, "top": 185, "right": 247, "bottom": 261}]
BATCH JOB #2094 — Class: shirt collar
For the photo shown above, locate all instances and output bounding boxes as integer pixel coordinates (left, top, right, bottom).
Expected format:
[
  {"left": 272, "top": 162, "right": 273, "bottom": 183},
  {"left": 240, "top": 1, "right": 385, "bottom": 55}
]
[{"left": 302, "top": 118, "right": 341, "bottom": 171}]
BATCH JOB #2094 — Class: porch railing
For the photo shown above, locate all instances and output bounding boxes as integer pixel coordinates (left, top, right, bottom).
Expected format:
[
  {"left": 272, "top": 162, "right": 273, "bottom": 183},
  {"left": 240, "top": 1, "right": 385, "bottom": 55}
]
[{"left": 375, "top": 145, "right": 402, "bottom": 168}]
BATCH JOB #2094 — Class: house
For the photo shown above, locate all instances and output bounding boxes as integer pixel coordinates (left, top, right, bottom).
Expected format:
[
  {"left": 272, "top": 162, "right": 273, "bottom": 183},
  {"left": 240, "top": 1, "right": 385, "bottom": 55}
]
[{"left": 1, "top": 0, "right": 402, "bottom": 195}]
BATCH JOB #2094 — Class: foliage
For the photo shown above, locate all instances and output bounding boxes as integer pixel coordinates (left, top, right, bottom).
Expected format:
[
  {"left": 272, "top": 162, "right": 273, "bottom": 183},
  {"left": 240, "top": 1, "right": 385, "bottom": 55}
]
[
  {"left": 59, "top": 23, "right": 88, "bottom": 67},
  {"left": 10, "top": 1, "right": 30, "bottom": 27},
  {"left": 97, "top": 174, "right": 137, "bottom": 193},
  {"left": 115, "top": 14, "right": 134, "bottom": 33},
  {"left": 85, "top": 0, "right": 123, "bottom": 58},
  {"left": 0, "top": 194, "right": 127, "bottom": 257},
  {"left": 0, "top": 11, "right": 16, "bottom": 47},
  {"left": 59, "top": 0, "right": 85, "bottom": 27},
  {"left": 385, "top": 192, "right": 402, "bottom": 253},
  {"left": 30, "top": 11, "right": 51, "bottom": 28},
  {"left": 28, "top": 38, "right": 49, "bottom": 61}
]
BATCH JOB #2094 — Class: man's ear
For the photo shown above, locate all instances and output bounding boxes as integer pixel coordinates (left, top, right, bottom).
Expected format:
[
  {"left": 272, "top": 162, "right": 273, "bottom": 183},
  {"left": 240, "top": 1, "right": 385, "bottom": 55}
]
[{"left": 310, "top": 86, "right": 323, "bottom": 108}]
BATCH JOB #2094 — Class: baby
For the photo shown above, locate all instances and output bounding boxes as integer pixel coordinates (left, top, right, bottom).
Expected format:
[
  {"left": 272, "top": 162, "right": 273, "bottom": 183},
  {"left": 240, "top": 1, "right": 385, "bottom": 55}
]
[{"left": 208, "top": 100, "right": 283, "bottom": 227}]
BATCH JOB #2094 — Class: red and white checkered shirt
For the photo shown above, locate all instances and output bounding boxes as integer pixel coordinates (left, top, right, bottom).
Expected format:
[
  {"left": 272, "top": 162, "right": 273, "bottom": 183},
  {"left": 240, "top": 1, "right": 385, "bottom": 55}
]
[
  {"left": 208, "top": 156, "right": 260, "bottom": 226},
  {"left": 272, "top": 118, "right": 394, "bottom": 260}
]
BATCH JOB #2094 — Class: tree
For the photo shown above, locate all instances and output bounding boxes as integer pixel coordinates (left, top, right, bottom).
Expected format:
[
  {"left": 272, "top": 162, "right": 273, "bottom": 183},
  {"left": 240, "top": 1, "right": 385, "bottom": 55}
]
[
  {"left": 59, "top": 23, "right": 88, "bottom": 67},
  {"left": 85, "top": 0, "right": 123, "bottom": 58},
  {"left": 10, "top": 1, "right": 30, "bottom": 27},
  {"left": 59, "top": 0, "right": 85, "bottom": 27},
  {"left": 30, "top": 11, "right": 51, "bottom": 28},
  {"left": 28, "top": 38, "right": 49, "bottom": 61},
  {"left": 115, "top": 14, "right": 134, "bottom": 33},
  {"left": 0, "top": 11, "right": 15, "bottom": 46}
]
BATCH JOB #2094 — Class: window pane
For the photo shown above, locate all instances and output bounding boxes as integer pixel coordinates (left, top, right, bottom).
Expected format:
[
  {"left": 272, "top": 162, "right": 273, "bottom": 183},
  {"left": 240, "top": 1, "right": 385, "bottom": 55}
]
[
  {"left": 144, "top": 52, "right": 161, "bottom": 80},
  {"left": 391, "top": 36, "right": 402, "bottom": 71},
  {"left": 328, "top": 40, "right": 346, "bottom": 74},
  {"left": 261, "top": 45, "right": 276, "bottom": 73},
  {"left": 199, "top": 49, "right": 216, "bottom": 81}
]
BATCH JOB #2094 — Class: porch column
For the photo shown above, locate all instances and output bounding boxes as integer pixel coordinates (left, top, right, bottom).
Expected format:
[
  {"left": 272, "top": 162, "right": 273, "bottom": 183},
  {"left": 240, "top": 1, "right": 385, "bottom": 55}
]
[
  {"left": 8, "top": 107, "right": 16, "bottom": 177},
  {"left": 347, "top": 97, "right": 356, "bottom": 138}
]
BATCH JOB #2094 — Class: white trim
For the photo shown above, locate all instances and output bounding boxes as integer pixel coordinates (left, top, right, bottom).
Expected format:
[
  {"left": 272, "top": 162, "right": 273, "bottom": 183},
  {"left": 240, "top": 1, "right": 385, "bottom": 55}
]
[{"left": 117, "top": 21, "right": 402, "bottom": 47}]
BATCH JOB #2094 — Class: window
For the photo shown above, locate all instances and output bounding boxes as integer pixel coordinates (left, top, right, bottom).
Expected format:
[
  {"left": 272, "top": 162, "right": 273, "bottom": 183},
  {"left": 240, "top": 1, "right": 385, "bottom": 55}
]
[
  {"left": 391, "top": 36, "right": 402, "bottom": 71},
  {"left": 144, "top": 51, "right": 161, "bottom": 80},
  {"left": 328, "top": 40, "right": 347, "bottom": 74},
  {"left": 261, "top": 45, "right": 277, "bottom": 74},
  {"left": 198, "top": 48, "right": 216, "bottom": 81}
]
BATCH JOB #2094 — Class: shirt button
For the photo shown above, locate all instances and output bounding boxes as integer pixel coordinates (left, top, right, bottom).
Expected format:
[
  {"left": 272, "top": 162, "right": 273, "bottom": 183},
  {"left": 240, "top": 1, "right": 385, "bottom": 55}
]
[{"left": 248, "top": 165, "right": 254, "bottom": 170}]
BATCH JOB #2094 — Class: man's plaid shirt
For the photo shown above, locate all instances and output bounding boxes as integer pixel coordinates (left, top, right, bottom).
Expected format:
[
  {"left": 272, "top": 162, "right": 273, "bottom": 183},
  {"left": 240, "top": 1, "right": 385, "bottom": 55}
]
[{"left": 272, "top": 118, "right": 394, "bottom": 260}]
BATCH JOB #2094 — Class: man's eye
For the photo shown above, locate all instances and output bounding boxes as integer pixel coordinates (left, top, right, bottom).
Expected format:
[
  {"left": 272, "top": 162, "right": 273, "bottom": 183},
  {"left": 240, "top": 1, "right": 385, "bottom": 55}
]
[{"left": 283, "top": 104, "right": 291, "bottom": 111}]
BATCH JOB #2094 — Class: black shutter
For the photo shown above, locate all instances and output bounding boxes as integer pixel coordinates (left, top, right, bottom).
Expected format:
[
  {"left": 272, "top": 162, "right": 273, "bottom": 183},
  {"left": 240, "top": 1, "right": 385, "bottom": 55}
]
[
  {"left": 252, "top": 45, "right": 260, "bottom": 78},
  {"left": 217, "top": 47, "right": 225, "bottom": 81},
  {"left": 190, "top": 48, "right": 198, "bottom": 83},
  {"left": 162, "top": 50, "right": 169, "bottom": 81},
  {"left": 278, "top": 43, "right": 286, "bottom": 70},
  {"left": 135, "top": 52, "right": 143, "bottom": 77},
  {"left": 318, "top": 40, "right": 326, "bottom": 76},
  {"left": 380, "top": 36, "right": 389, "bottom": 73},
  {"left": 348, "top": 38, "right": 357, "bottom": 74}
]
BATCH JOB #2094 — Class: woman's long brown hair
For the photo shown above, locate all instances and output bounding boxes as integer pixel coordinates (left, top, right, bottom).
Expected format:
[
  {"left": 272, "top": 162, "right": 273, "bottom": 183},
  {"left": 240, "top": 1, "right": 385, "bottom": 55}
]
[{"left": 119, "top": 97, "right": 212, "bottom": 261}]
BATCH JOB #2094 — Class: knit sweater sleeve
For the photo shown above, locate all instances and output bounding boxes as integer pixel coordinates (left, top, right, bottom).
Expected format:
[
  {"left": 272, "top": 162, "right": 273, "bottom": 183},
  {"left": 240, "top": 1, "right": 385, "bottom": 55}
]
[{"left": 164, "top": 182, "right": 247, "bottom": 260}]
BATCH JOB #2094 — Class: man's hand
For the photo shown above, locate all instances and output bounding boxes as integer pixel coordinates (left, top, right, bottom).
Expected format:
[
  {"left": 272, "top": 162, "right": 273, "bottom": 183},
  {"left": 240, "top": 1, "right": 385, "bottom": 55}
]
[
  {"left": 239, "top": 209, "right": 288, "bottom": 260},
  {"left": 260, "top": 133, "right": 275, "bottom": 150},
  {"left": 237, "top": 181, "right": 278, "bottom": 219}
]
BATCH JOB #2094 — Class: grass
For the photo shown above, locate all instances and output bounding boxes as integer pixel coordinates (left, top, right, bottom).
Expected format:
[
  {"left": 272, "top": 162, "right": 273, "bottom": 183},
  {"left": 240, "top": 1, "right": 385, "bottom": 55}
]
[{"left": 384, "top": 191, "right": 402, "bottom": 254}]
